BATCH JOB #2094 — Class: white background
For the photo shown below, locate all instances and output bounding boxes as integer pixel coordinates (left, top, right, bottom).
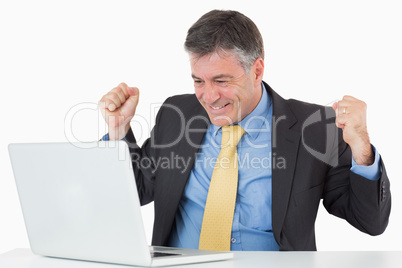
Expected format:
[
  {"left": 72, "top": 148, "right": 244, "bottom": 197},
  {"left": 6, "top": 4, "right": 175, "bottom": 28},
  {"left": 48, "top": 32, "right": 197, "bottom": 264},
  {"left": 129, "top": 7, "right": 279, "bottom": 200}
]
[{"left": 1, "top": 0, "right": 401, "bottom": 253}]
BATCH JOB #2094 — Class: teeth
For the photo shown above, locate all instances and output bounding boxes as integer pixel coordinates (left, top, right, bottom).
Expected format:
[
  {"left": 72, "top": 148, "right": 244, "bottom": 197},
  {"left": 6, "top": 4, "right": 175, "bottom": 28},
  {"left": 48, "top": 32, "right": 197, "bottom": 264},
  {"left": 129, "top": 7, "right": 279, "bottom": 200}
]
[{"left": 211, "top": 104, "right": 227, "bottom": 110}]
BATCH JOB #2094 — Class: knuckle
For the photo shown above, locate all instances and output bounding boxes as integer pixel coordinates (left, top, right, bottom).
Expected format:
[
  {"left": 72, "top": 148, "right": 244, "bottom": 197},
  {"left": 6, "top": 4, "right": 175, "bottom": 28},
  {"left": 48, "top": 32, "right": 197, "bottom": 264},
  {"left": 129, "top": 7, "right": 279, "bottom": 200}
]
[
  {"left": 112, "top": 88, "right": 126, "bottom": 100},
  {"left": 98, "top": 99, "right": 106, "bottom": 108},
  {"left": 118, "top": 82, "right": 128, "bottom": 89},
  {"left": 108, "top": 91, "right": 119, "bottom": 100},
  {"left": 104, "top": 96, "right": 118, "bottom": 106},
  {"left": 111, "top": 87, "right": 120, "bottom": 94}
]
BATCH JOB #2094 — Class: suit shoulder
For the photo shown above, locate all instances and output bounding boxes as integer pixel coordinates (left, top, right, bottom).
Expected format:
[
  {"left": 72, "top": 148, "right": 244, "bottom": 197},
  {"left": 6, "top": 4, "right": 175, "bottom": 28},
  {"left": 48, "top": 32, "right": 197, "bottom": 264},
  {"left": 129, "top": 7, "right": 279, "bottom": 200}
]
[
  {"left": 156, "top": 94, "right": 206, "bottom": 122},
  {"left": 287, "top": 98, "right": 335, "bottom": 121},
  {"left": 164, "top": 94, "right": 198, "bottom": 106},
  {"left": 160, "top": 94, "right": 204, "bottom": 115}
]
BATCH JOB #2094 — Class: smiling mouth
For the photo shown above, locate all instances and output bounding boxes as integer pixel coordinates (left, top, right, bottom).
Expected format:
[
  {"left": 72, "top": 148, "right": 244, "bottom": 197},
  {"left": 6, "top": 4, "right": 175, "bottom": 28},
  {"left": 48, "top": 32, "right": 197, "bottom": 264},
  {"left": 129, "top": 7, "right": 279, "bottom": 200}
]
[{"left": 210, "top": 103, "right": 229, "bottom": 110}]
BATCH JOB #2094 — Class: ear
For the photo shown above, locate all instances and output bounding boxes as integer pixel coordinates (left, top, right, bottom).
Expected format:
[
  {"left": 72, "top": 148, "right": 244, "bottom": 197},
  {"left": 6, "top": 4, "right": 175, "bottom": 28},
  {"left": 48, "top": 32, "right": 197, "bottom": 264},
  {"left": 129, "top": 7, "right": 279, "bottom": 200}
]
[{"left": 252, "top": 58, "right": 264, "bottom": 87}]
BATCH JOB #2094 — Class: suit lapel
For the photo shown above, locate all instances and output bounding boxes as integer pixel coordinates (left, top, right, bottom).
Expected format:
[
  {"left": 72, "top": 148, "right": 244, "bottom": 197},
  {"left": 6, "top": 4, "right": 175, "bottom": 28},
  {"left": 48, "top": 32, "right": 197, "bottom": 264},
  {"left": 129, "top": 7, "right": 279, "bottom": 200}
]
[
  {"left": 264, "top": 83, "right": 301, "bottom": 245},
  {"left": 176, "top": 105, "right": 210, "bottom": 186}
]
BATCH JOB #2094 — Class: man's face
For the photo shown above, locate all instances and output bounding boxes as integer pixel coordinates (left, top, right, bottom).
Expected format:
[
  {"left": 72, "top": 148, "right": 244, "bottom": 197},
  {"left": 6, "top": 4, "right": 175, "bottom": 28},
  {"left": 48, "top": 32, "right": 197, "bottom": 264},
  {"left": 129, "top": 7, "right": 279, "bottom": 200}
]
[{"left": 190, "top": 52, "right": 264, "bottom": 127}]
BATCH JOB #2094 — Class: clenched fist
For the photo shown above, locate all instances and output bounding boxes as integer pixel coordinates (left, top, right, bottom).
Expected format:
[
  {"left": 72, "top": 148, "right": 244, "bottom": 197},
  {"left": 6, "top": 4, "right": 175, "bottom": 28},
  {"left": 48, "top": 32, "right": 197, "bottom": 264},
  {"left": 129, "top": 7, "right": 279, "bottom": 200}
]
[
  {"left": 332, "top": 95, "right": 374, "bottom": 166},
  {"left": 99, "top": 82, "right": 139, "bottom": 140}
]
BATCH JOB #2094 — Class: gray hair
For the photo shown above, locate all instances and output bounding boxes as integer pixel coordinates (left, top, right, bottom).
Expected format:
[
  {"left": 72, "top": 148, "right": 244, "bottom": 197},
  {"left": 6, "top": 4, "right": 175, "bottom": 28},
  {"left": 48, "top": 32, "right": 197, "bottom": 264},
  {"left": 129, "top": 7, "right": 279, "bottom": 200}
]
[{"left": 184, "top": 10, "right": 264, "bottom": 73}]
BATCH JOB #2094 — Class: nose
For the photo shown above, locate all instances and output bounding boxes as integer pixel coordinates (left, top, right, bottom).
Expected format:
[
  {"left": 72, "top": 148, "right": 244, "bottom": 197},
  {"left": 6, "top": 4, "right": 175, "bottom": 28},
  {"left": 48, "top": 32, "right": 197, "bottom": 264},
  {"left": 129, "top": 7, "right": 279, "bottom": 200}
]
[{"left": 203, "top": 83, "right": 220, "bottom": 104}]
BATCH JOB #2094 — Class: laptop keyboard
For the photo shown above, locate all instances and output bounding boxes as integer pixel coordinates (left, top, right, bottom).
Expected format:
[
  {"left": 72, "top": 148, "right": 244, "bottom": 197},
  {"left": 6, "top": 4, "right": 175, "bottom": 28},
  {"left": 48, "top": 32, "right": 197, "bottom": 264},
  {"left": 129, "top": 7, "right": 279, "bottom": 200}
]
[{"left": 151, "top": 252, "right": 181, "bottom": 258}]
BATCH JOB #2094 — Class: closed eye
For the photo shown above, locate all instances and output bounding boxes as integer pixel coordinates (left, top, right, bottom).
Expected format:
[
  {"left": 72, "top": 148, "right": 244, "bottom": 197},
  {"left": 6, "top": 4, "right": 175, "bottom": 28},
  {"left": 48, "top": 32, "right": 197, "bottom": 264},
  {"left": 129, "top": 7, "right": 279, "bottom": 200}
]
[{"left": 215, "top": 80, "right": 228, "bottom": 86}]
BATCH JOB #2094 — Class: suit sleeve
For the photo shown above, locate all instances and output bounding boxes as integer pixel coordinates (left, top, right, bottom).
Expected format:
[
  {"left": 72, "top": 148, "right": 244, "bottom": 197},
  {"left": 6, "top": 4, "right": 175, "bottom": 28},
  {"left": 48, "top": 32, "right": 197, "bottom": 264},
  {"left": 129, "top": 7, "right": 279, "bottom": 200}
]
[
  {"left": 123, "top": 128, "right": 156, "bottom": 205},
  {"left": 122, "top": 98, "right": 173, "bottom": 206},
  {"left": 322, "top": 131, "right": 391, "bottom": 236}
]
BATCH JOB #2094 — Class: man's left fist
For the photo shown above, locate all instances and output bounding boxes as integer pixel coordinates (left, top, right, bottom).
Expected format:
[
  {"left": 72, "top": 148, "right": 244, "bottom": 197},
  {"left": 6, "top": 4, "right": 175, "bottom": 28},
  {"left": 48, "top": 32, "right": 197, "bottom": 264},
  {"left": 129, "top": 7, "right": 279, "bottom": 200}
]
[{"left": 332, "top": 95, "right": 374, "bottom": 166}]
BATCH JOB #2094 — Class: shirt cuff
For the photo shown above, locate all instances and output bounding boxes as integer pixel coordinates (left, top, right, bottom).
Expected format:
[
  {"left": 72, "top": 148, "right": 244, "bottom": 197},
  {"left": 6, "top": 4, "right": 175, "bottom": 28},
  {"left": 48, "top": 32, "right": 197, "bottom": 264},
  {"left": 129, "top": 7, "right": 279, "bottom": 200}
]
[
  {"left": 350, "top": 145, "right": 381, "bottom": 181},
  {"left": 101, "top": 133, "right": 109, "bottom": 141},
  {"left": 100, "top": 133, "right": 126, "bottom": 141}
]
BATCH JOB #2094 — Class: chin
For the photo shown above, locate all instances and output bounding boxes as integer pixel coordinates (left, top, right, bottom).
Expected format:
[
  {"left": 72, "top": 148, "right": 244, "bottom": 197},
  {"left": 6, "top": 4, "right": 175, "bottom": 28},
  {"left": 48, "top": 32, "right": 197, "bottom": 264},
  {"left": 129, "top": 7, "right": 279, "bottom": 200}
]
[
  {"left": 209, "top": 115, "right": 237, "bottom": 127},
  {"left": 211, "top": 120, "right": 228, "bottom": 127}
]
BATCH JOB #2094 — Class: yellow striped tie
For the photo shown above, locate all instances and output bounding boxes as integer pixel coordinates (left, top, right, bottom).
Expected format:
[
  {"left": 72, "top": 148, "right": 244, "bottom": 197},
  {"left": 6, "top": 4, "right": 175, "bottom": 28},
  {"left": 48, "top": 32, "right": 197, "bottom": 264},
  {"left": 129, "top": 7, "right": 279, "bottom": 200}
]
[{"left": 199, "top": 125, "right": 245, "bottom": 251}]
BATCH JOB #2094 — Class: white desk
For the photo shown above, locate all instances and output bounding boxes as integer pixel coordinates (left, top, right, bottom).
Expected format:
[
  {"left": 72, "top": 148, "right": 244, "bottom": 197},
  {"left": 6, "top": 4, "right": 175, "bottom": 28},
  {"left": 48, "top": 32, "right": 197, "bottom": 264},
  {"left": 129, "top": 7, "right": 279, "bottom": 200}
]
[{"left": 1, "top": 249, "right": 401, "bottom": 268}]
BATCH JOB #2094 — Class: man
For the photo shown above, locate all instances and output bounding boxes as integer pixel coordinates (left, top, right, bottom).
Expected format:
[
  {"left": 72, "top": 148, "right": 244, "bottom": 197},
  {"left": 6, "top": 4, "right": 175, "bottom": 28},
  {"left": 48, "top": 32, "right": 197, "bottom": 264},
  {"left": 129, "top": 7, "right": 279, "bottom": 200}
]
[{"left": 99, "top": 10, "right": 390, "bottom": 251}]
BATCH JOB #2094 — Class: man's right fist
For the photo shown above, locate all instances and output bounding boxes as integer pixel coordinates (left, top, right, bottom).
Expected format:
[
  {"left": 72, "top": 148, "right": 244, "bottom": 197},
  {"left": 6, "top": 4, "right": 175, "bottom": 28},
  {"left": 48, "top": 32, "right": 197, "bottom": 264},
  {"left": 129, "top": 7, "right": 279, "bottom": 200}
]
[{"left": 99, "top": 82, "right": 139, "bottom": 140}]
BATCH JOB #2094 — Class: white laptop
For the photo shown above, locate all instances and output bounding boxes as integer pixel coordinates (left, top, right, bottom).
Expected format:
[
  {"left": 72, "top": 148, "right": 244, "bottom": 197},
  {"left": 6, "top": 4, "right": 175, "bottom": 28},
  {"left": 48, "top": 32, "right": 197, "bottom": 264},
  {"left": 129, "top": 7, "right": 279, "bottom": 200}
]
[{"left": 8, "top": 141, "right": 233, "bottom": 267}]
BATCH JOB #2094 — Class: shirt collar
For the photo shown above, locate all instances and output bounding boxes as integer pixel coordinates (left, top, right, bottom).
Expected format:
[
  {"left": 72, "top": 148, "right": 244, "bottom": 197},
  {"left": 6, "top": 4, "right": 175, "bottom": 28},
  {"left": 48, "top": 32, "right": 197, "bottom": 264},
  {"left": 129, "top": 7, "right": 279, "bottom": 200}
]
[{"left": 211, "top": 83, "right": 272, "bottom": 141}]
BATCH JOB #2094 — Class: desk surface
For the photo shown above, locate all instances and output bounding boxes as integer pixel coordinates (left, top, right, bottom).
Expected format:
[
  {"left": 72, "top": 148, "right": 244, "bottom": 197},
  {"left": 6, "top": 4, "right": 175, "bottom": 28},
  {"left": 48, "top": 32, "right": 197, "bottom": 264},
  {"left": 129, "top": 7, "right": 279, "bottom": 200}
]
[{"left": 1, "top": 249, "right": 401, "bottom": 268}]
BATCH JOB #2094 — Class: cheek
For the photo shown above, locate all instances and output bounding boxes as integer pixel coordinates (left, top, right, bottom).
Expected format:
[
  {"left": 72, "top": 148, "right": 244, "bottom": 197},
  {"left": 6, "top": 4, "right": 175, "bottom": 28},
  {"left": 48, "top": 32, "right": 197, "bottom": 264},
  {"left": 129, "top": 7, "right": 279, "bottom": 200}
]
[
  {"left": 194, "top": 87, "right": 204, "bottom": 100},
  {"left": 219, "top": 87, "right": 237, "bottom": 101}
]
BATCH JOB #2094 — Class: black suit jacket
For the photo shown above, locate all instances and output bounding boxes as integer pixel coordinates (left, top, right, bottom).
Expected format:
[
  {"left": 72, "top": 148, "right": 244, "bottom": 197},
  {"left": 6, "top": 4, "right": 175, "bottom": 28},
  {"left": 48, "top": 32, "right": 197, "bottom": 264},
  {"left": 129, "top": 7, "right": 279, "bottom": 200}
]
[{"left": 124, "top": 82, "right": 391, "bottom": 251}]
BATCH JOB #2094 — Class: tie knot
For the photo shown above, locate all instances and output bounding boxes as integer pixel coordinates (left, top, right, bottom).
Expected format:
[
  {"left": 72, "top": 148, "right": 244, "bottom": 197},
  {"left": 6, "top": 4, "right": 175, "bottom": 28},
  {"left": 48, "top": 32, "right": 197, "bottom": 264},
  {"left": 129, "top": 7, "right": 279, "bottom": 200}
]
[{"left": 221, "top": 125, "right": 245, "bottom": 148}]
